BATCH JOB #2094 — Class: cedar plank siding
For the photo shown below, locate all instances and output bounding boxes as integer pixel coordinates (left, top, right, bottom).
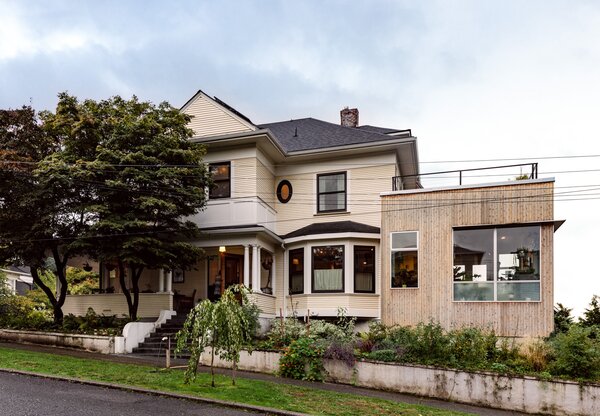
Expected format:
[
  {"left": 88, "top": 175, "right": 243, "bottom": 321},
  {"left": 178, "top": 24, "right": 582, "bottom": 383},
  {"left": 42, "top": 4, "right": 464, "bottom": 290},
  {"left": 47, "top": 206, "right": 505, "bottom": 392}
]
[{"left": 381, "top": 180, "right": 555, "bottom": 337}]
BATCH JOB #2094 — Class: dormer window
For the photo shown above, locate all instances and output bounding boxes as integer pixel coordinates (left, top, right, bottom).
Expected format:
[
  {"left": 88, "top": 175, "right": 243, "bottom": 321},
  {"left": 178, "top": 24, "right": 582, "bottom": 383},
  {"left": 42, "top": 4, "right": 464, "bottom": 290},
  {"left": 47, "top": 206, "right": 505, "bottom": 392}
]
[
  {"left": 209, "top": 162, "right": 231, "bottom": 199},
  {"left": 317, "top": 172, "right": 346, "bottom": 213}
]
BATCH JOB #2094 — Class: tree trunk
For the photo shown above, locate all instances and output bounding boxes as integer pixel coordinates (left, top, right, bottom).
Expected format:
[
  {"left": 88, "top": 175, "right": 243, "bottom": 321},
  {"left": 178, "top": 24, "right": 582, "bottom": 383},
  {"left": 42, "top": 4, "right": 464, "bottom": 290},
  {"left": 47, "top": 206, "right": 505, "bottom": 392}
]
[
  {"left": 118, "top": 260, "right": 135, "bottom": 320},
  {"left": 232, "top": 356, "right": 237, "bottom": 386},
  {"left": 130, "top": 266, "right": 143, "bottom": 322},
  {"left": 30, "top": 267, "right": 59, "bottom": 323},
  {"left": 52, "top": 247, "right": 69, "bottom": 325}
]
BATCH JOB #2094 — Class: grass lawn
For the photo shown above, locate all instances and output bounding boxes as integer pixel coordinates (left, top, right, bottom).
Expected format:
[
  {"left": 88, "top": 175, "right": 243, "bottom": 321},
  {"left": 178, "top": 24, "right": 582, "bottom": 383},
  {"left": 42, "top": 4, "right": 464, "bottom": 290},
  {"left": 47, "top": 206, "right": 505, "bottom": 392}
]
[{"left": 0, "top": 345, "right": 470, "bottom": 416}]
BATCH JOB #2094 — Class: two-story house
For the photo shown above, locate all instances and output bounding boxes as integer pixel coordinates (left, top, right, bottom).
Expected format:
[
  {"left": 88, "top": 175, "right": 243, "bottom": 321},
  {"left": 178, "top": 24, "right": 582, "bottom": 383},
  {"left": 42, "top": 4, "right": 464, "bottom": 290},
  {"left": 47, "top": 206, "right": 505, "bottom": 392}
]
[
  {"left": 63, "top": 89, "right": 562, "bottom": 339},
  {"left": 63, "top": 90, "right": 420, "bottom": 323}
]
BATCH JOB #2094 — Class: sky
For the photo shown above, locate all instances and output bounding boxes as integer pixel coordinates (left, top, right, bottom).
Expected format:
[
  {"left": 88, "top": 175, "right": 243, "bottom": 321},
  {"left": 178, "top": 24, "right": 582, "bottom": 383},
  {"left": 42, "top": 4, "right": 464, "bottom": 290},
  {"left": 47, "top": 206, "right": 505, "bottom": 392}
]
[{"left": 1, "top": 0, "right": 599, "bottom": 317}]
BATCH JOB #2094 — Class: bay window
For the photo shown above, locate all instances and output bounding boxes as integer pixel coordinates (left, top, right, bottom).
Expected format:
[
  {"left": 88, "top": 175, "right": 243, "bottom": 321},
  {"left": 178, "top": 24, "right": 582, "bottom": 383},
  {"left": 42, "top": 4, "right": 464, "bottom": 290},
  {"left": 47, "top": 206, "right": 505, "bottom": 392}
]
[
  {"left": 312, "top": 245, "right": 344, "bottom": 292},
  {"left": 354, "top": 246, "right": 375, "bottom": 293},
  {"left": 289, "top": 248, "right": 304, "bottom": 294}
]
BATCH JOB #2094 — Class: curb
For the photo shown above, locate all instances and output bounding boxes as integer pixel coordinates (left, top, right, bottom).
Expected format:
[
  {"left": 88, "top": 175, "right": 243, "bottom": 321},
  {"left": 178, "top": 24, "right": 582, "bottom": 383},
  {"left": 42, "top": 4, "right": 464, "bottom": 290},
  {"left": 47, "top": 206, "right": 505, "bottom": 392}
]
[{"left": 0, "top": 367, "right": 305, "bottom": 416}]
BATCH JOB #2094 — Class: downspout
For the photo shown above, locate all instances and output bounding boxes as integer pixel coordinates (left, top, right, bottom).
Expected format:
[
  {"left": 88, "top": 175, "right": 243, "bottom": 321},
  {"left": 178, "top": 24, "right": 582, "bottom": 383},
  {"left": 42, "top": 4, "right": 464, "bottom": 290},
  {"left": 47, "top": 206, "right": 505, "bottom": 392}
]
[{"left": 281, "top": 242, "right": 287, "bottom": 318}]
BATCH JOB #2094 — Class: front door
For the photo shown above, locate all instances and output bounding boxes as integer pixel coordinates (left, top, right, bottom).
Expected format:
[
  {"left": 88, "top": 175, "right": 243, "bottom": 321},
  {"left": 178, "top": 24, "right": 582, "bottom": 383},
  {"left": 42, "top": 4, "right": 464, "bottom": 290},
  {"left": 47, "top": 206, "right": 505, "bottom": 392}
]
[{"left": 224, "top": 255, "right": 242, "bottom": 287}]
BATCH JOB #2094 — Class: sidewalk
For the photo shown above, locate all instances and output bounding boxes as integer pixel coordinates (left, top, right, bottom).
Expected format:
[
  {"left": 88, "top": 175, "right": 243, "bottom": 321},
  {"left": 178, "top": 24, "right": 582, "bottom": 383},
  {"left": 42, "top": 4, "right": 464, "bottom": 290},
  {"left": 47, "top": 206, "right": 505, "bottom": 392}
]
[{"left": 0, "top": 341, "right": 526, "bottom": 416}]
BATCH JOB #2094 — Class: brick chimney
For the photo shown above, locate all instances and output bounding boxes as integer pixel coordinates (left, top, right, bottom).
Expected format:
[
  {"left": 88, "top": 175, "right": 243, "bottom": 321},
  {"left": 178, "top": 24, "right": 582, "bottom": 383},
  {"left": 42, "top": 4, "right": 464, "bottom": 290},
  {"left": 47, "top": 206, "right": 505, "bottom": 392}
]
[{"left": 340, "top": 107, "right": 359, "bottom": 128}]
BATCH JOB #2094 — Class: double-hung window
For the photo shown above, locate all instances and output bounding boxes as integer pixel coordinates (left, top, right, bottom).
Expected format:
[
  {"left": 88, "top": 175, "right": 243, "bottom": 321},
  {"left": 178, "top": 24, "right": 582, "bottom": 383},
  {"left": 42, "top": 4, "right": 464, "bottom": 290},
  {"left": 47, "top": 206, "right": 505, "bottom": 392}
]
[
  {"left": 317, "top": 172, "right": 346, "bottom": 213},
  {"left": 453, "top": 225, "right": 541, "bottom": 301},
  {"left": 209, "top": 162, "right": 231, "bottom": 199},
  {"left": 390, "top": 232, "right": 418, "bottom": 288},
  {"left": 354, "top": 246, "right": 375, "bottom": 293},
  {"left": 312, "top": 245, "right": 344, "bottom": 292},
  {"left": 289, "top": 248, "right": 304, "bottom": 294}
]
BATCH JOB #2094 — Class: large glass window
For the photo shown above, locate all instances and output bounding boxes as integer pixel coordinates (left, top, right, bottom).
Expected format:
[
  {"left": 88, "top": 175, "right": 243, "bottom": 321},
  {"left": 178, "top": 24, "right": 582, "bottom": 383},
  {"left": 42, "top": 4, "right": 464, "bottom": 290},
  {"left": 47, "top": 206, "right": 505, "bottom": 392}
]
[
  {"left": 312, "top": 245, "right": 344, "bottom": 292},
  {"left": 209, "top": 162, "right": 231, "bottom": 199},
  {"left": 317, "top": 172, "right": 346, "bottom": 212},
  {"left": 289, "top": 248, "right": 304, "bottom": 295},
  {"left": 391, "top": 232, "right": 418, "bottom": 288},
  {"left": 453, "top": 226, "right": 541, "bottom": 302},
  {"left": 354, "top": 246, "right": 375, "bottom": 293}
]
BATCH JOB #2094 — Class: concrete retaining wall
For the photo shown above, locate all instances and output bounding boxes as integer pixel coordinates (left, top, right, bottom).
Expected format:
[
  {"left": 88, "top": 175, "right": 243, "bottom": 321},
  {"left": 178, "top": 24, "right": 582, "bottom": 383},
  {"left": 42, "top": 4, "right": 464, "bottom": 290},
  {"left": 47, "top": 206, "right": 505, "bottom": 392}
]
[
  {"left": 202, "top": 349, "right": 599, "bottom": 415},
  {"left": 0, "top": 329, "right": 124, "bottom": 354}
]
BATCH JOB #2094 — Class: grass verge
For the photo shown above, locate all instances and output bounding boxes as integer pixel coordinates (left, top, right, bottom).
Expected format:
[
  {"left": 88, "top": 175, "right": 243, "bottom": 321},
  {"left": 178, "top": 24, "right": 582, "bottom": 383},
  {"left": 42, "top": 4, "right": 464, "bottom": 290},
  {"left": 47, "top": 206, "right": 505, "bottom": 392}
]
[{"left": 0, "top": 345, "right": 470, "bottom": 416}]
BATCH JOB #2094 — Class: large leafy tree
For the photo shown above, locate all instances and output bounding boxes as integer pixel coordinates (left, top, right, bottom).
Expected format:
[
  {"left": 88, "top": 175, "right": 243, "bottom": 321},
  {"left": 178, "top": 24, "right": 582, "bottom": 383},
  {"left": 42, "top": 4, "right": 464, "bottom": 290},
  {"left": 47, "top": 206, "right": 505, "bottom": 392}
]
[
  {"left": 42, "top": 94, "right": 211, "bottom": 320},
  {"left": 1, "top": 94, "right": 211, "bottom": 323},
  {"left": 0, "top": 106, "right": 77, "bottom": 324}
]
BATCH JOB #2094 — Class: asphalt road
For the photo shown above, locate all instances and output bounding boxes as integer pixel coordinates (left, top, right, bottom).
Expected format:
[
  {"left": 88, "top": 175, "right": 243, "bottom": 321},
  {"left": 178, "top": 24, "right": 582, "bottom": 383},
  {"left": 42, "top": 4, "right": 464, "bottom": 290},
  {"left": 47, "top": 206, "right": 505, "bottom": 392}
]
[{"left": 0, "top": 372, "right": 265, "bottom": 416}]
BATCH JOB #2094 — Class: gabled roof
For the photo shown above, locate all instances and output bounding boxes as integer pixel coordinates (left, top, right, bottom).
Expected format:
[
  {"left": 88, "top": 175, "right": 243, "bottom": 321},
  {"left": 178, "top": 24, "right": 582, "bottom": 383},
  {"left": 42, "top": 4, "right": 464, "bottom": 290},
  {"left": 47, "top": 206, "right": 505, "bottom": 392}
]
[
  {"left": 283, "top": 221, "right": 380, "bottom": 239},
  {"left": 258, "top": 118, "right": 410, "bottom": 153}
]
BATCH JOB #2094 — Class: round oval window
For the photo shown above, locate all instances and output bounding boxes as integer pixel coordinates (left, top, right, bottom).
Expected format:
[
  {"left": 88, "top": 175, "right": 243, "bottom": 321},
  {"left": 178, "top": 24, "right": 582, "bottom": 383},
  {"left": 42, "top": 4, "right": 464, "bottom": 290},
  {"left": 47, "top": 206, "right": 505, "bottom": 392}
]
[{"left": 276, "top": 180, "right": 293, "bottom": 203}]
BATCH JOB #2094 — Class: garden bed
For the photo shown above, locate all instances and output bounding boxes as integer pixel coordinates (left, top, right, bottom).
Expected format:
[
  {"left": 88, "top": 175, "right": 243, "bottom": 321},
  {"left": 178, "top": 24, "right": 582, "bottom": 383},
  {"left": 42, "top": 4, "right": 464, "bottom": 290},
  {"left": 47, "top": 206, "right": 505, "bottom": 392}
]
[{"left": 201, "top": 348, "right": 599, "bottom": 416}]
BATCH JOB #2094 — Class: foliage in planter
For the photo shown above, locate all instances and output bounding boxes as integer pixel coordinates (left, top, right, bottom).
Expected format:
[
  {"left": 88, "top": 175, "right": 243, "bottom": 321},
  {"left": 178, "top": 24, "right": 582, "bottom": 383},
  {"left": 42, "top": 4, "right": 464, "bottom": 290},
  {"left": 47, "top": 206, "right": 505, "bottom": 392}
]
[
  {"left": 279, "top": 336, "right": 326, "bottom": 381},
  {"left": 62, "top": 308, "right": 129, "bottom": 335},
  {"left": 323, "top": 341, "right": 356, "bottom": 368},
  {"left": 549, "top": 325, "right": 600, "bottom": 379},
  {"left": 260, "top": 317, "right": 305, "bottom": 349},
  {"left": 0, "top": 294, "right": 51, "bottom": 330}
]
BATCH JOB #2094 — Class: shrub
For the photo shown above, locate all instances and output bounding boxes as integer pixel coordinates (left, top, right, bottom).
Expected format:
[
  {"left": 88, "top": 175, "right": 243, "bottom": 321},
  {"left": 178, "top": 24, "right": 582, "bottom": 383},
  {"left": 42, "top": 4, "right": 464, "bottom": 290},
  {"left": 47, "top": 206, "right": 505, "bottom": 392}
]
[
  {"left": 279, "top": 336, "right": 325, "bottom": 381},
  {"left": 262, "top": 317, "right": 305, "bottom": 349},
  {"left": 409, "top": 322, "right": 450, "bottom": 365},
  {"left": 448, "top": 327, "right": 494, "bottom": 369},
  {"left": 550, "top": 326, "right": 600, "bottom": 379},
  {"left": 367, "top": 349, "right": 397, "bottom": 362},
  {"left": 519, "top": 338, "right": 552, "bottom": 372},
  {"left": 323, "top": 341, "right": 355, "bottom": 368},
  {"left": 553, "top": 303, "right": 574, "bottom": 335}
]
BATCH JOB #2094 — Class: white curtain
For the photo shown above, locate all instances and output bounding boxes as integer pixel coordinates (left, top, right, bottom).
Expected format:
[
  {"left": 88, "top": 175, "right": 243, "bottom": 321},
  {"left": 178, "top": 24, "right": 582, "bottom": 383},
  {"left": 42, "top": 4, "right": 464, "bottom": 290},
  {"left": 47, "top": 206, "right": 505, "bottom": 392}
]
[{"left": 314, "top": 269, "right": 343, "bottom": 291}]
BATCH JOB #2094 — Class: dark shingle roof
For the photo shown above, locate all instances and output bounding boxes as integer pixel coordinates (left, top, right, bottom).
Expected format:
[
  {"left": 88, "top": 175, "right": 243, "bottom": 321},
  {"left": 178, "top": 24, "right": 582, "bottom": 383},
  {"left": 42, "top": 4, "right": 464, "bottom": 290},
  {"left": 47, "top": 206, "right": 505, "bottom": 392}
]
[
  {"left": 283, "top": 221, "right": 380, "bottom": 239},
  {"left": 258, "top": 118, "right": 408, "bottom": 153}
]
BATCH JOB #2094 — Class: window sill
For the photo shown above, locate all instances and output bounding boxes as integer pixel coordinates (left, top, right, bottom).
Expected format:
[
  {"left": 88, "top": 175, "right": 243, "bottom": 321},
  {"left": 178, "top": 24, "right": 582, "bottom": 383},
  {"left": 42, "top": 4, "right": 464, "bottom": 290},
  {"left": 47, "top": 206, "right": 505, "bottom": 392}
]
[{"left": 314, "top": 211, "right": 351, "bottom": 217}]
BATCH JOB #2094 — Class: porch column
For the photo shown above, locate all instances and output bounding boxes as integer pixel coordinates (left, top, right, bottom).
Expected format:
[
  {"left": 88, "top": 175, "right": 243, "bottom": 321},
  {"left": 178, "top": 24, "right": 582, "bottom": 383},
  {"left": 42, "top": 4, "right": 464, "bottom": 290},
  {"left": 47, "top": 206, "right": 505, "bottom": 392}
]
[
  {"left": 158, "top": 269, "right": 165, "bottom": 292},
  {"left": 166, "top": 270, "right": 173, "bottom": 293},
  {"left": 271, "top": 253, "right": 276, "bottom": 295},
  {"left": 252, "top": 244, "right": 261, "bottom": 293},
  {"left": 243, "top": 245, "right": 250, "bottom": 288}
]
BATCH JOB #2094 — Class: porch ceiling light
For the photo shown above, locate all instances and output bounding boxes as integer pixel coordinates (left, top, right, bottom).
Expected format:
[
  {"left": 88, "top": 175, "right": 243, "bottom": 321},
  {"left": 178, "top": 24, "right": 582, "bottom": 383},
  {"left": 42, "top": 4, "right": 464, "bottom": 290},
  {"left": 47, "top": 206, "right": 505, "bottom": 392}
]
[{"left": 219, "top": 246, "right": 226, "bottom": 253}]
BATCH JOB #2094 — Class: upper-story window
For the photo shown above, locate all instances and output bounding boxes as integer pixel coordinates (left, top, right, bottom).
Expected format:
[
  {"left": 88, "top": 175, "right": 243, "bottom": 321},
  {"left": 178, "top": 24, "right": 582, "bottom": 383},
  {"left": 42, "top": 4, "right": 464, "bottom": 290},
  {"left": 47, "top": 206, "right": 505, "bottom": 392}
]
[
  {"left": 317, "top": 172, "right": 346, "bottom": 213},
  {"left": 209, "top": 162, "right": 231, "bottom": 199}
]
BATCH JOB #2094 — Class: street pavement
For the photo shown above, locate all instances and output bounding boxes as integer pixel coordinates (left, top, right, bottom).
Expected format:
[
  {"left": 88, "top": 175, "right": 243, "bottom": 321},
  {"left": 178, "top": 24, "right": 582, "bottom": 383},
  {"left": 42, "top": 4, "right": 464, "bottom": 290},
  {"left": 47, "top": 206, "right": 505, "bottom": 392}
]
[
  {"left": 0, "top": 341, "right": 527, "bottom": 416},
  {"left": 0, "top": 371, "right": 265, "bottom": 416}
]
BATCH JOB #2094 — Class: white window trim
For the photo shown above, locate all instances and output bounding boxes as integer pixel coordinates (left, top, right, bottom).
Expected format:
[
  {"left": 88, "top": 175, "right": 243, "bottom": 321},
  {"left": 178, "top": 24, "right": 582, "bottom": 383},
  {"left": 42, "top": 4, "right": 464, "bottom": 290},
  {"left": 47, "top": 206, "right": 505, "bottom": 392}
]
[{"left": 390, "top": 231, "right": 419, "bottom": 290}]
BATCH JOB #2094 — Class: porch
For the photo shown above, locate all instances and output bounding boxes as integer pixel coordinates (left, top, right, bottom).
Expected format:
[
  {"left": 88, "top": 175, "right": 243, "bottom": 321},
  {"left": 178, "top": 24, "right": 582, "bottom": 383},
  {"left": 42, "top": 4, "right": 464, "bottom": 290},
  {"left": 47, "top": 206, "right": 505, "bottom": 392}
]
[{"left": 63, "top": 241, "right": 279, "bottom": 319}]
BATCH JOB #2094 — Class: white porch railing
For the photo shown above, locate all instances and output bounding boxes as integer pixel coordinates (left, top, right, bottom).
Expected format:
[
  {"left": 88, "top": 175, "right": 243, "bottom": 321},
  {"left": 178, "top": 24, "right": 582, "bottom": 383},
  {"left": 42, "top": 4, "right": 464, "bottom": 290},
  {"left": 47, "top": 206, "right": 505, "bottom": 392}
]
[
  {"left": 63, "top": 293, "right": 173, "bottom": 318},
  {"left": 190, "top": 197, "right": 276, "bottom": 232},
  {"left": 249, "top": 292, "right": 276, "bottom": 317}
]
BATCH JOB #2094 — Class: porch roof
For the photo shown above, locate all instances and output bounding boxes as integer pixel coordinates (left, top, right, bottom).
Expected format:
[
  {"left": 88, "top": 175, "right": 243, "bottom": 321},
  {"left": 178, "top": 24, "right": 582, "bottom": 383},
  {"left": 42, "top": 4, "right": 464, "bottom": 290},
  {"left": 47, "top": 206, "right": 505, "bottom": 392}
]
[{"left": 282, "top": 221, "right": 380, "bottom": 239}]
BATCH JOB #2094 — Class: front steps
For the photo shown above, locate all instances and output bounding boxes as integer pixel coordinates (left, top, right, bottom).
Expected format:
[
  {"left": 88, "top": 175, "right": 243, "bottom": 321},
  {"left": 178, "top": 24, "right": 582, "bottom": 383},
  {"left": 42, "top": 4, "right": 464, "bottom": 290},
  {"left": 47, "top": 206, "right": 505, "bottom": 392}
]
[{"left": 132, "top": 314, "right": 191, "bottom": 358}]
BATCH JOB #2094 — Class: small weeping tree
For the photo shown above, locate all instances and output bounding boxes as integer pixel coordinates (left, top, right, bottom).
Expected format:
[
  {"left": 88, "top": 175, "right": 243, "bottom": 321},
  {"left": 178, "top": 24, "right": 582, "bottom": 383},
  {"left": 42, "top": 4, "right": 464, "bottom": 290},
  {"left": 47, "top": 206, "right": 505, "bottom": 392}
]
[{"left": 176, "top": 284, "right": 259, "bottom": 387}]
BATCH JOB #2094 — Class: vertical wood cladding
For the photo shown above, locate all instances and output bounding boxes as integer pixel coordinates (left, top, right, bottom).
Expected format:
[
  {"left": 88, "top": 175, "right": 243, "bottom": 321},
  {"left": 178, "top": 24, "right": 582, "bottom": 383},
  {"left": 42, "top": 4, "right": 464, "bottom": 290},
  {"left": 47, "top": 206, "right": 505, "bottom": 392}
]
[{"left": 381, "top": 180, "right": 555, "bottom": 337}]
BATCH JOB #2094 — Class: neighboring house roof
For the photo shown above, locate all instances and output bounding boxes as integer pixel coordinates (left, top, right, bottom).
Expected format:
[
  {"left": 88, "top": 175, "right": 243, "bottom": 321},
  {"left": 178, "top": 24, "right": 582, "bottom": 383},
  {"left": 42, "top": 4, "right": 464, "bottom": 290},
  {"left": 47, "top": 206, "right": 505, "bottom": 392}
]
[
  {"left": 258, "top": 118, "right": 409, "bottom": 153},
  {"left": 6, "top": 265, "right": 31, "bottom": 275},
  {"left": 283, "top": 221, "right": 380, "bottom": 239}
]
